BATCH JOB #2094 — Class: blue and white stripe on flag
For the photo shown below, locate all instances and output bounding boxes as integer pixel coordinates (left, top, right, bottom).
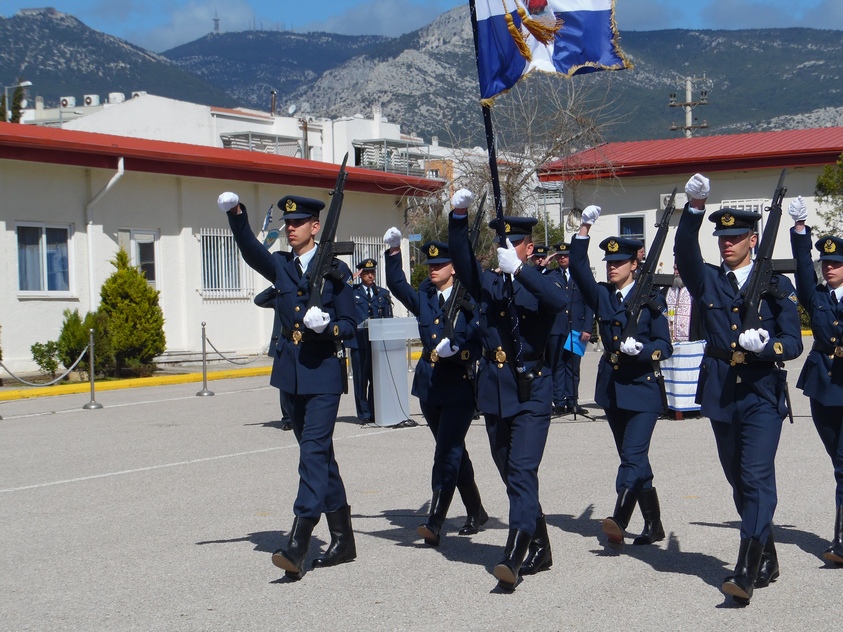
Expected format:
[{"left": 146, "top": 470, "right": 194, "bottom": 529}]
[{"left": 473, "top": 0, "right": 632, "bottom": 100}]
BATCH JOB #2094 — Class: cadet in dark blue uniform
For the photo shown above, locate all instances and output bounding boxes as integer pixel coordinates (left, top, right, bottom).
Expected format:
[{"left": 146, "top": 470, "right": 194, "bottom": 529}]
[
  {"left": 350, "top": 258, "right": 393, "bottom": 423},
  {"left": 675, "top": 173, "right": 803, "bottom": 605},
  {"left": 447, "top": 189, "right": 566, "bottom": 591},
  {"left": 789, "top": 196, "right": 843, "bottom": 566},
  {"left": 548, "top": 242, "right": 594, "bottom": 416},
  {"left": 568, "top": 206, "right": 672, "bottom": 549},
  {"left": 382, "top": 231, "right": 487, "bottom": 546},
  {"left": 217, "top": 191, "right": 359, "bottom": 580}
]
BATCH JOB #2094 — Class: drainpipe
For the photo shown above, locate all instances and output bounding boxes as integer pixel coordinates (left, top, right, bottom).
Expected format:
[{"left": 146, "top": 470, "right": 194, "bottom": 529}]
[{"left": 86, "top": 157, "right": 125, "bottom": 312}]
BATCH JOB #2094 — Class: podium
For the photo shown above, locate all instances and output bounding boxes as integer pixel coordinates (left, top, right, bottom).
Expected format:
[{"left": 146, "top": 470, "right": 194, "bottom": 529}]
[{"left": 366, "top": 317, "right": 418, "bottom": 427}]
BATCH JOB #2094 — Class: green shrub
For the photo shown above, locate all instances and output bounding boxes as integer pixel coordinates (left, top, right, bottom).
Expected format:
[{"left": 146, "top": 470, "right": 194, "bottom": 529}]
[
  {"left": 31, "top": 341, "right": 59, "bottom": 379},
  {"left": 58, "top": 308, "right": 113, "bottom": 377}
]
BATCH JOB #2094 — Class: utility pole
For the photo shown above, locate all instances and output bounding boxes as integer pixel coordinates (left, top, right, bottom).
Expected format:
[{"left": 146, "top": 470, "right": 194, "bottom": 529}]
[{"left": 668, "top": 75, "right": 710, "bottom": 138}]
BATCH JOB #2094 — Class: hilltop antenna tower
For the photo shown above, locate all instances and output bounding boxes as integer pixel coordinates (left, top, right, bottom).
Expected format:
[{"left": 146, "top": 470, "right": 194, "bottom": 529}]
[
  {"left": 668, "top": 75, "right": 711, "bottom": 138},
  {"left": 213, "top": 11, "right": 220, "bottom": 34}
]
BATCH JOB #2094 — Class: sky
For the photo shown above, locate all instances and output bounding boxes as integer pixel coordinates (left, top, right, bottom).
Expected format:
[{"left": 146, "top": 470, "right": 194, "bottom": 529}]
[{"left": 1, "top": 0, "right": 842, "bottom": 52}]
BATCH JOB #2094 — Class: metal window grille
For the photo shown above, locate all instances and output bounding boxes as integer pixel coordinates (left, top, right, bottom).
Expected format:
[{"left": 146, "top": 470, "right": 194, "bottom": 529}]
[
  {"left": 199, "top": 228, "right": 253, "bottom": 298},
  {"left": 350, "top": 235, "right": 389, "bottom": 279}
]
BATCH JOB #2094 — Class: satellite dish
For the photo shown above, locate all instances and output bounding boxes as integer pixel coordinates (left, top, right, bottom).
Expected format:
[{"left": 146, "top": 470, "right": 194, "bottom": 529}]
[{"left": 287, "top": 104, "right": 297, "bottom": 115}]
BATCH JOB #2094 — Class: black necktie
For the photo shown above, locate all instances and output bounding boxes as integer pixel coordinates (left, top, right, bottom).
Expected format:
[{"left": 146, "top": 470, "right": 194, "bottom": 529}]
[
  {"left": 295, "top": 258, "right": 303, "bottom": 279},
  {"left": 438, "top": 293, "right": 445, "bottom": 309},
  {"left": 727, "top": 271, "right": 739, "bottom": 293},
  {"left": 367, "top": 287, "right": 373, "bottom": 300},
  {"left": 616, "top": 291, "right": 623, "bottom": 305}
]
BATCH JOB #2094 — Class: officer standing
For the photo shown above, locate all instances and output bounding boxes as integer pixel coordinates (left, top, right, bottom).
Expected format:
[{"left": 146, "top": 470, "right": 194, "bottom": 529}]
[
  {"left": 217, "top": 192, "right": 359, "bottom": 580},
  {"left": 675, "top": 174, "right": 803, "bottom": 605},
  {"left": 548, "top": 242, "right": 594, "bottom": 416},
  {"left": 382, "top": 234, "right": 488, "bottom": 546},
  {"left": 448, "top": 189, "right": 566, "bottom": 591},
  {"left": 350, "top": 258, "right": 393, "bottom": 423},
  {"left": 788, "top": 196, "right": 843, "bottom": 566},
  {"left": 569, "top": 207, "right": 672, "bottom": 549}
]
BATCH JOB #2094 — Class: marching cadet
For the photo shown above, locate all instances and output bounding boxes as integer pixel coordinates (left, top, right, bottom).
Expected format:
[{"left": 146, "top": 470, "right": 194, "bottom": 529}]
[
  {"left": 382, "top": 234, "right": 488, "bottom": 546},
  {"left": 448, "top": 189, "right": 566, "bottom": 591},
  {"left": 675, "top": 174, "right": 803, "bottom": 605},
  {"left": 548, "top": 242, "right": 594, "bottom": 416},
  {"left": 568, "top": 207, "right": 672, "bottom": 550},
  {"left": 350, "top": 258, "right": 393, "bottom": 423},
  {"left": 217, "top": 192, "right": 358, "bottom": 580},
  {"left": 789, "top": 196, "right": 843, "bottom": 566}
]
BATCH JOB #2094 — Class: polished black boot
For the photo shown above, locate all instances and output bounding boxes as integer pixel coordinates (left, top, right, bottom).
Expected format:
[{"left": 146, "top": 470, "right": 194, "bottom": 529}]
[
  {"left": 822, "top": 504, "right": 843, "bottom": 564},
  {"left": 633, "top": 487, "right": 666, "bottom": 546},
  {"left": 754, "top": 528, "right": 780, "bottom": 588},
  {"left": 457, "top": 481, "right": 489, "bottom": 536},
  {"left": 722, "top": 538, "right": 764, "bottom": 605},
  {"left": 417, "top": 488, "right": 454, "bottom": 547},
  {"left": 312, "top": 506, "right": 356, "bottom": 568},
  {"left": 494, "top": 529, "right": 533, "bottom": 590},
  {"left": 271, "top": 516, "right": 318, "bottom": 579},
  {"left": 602, "top": 488, "right": 638, "bottom": 548},
  {"left": 520, "top": 513, "right": 553, "bottom": 575}
]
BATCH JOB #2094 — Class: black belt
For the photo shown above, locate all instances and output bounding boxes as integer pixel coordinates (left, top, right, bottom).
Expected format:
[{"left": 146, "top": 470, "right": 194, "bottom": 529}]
[
  {"left": 481, "top": 348, "right": 544, "bottom": 363},
  {"left": 705, "top": 345, "right": 772, "bottom": 366},
  {"left": 812, "top": 341, "right": 843, "bottom": 358},
  {"left": 602, "top": 351, "right": 637, "bottom": 365}
]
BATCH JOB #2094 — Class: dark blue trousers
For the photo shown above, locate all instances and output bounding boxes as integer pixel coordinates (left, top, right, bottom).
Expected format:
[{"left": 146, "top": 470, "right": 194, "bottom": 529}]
[
  {"left": 605, "top": 409, "right": 657, "bottom": 493},
  {"left": 288, "top": 391, "right": 348, "bottom": 518},
  {"left": 548, "top": 333, "right": 583, "bottom": 408},
  {"left": 350, "top": 330, "right": 373, "bottom": 420},
  {"left": 420, "top": 399, "right": 477, "bottom": 494},
  {"left": 809, "top": 399, "right": 843, "bottom": 506}
]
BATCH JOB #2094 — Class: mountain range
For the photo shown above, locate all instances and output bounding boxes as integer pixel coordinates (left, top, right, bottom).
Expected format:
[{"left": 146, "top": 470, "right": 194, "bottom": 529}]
[{"left": 2, "top": 6, "right": 842, "bottom": 144}]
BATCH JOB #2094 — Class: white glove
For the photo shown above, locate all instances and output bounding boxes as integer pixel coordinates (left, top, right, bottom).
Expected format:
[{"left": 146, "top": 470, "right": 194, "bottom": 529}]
[
  {"left": 450, "top": 188, "right": 475, "bottom": 210},
  {"left": 788, "top": 196, "right": 808, "bottom": 222},
  {"left": 620, "top": 337, "right": 643, "bottom": 356},
  {"left": 497, "top": 239, "right": 522, "bottom": 275},
  {"left": 685, "top": 173, "right": 710, "bottom": 200},
  {"left": 434, "top": 337, "right": 459, "bottom": 358},
  {"left": 303, "top": 306, "right": 330, "bottom": 333},
  {"left": 383, "top": 227, "right": 402, "bottom": 248},
  {"left": 217, "top": 192, "right": 239, "bottom": 212},
  {"left": 581, "top": 205, "right": 601, "bottom": 225},
  {"left": 739, "top": 328, "right": 770, "bottom": 353}
]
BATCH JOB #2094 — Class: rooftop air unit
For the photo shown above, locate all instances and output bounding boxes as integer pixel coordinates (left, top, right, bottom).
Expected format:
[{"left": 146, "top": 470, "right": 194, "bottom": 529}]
[
  {"left": 83, "top": 94, "right": 100, "bottom": 106},
  {"left": 108, "top": 92, "right": 125, "bottom": 104},
  {"left": 131, "top": 90, "right": 147, "bottom": 99},
  {"left": 59, "top": 96, "right": 76, "bottom": 108}
]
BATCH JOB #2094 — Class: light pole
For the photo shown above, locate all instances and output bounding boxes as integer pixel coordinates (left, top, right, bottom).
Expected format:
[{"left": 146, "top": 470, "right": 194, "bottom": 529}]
[{"left": 4, "top": 80, "right": 32, "bottom": 122}]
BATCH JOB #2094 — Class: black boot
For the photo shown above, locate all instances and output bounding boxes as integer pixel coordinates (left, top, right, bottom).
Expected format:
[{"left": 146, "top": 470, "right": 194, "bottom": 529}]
[
  {"left": 823, "top": 505, "right": 843, "bottom": 565},
  {"left": 633, "top": 488, "right": 666, "bottom": 546},
  {"left": 722, "top": 538, "right": 764, "bottom": 604},
  {"left": 494, "top": 529, "right": 533, "bottom": 590},
  {"left": 520, "top": 513, "right": 553, "bottom": 575},
  {"left": 417, "top": 488, "right": 454, "bottom": 547},
  {"left": 602, "top": 488, "right": 638, "bottom": 548},
  {"left": 457, "top": 481, "right": 489, "bottom": 536},
  {"left": 271, "top": 516, "right": 318, "bottom": 579},
  {"left": 312, "top": 506, "right": 356, "bottom": 568},
  {"left": 754, "top": 528, "right": 780, "bottom": 588}
]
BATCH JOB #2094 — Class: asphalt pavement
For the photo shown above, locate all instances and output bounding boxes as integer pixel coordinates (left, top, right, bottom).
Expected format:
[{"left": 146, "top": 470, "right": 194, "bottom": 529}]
[{"left": 2, "top": 337, "right": 842, "bottom": 631}]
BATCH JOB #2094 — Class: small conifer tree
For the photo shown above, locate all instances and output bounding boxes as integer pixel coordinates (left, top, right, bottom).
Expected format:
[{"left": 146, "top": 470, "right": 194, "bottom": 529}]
[{"left": 58, "top": 308, "right": 113, "bottom": 377}]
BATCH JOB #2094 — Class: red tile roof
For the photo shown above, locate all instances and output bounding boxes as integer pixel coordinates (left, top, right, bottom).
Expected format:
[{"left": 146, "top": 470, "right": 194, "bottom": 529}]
[
  {"left": 0, "top": 122, "right": 443, "bottom": 196},
  {"left": 542, "top": 127, "right": 843, "bottom": 181}
]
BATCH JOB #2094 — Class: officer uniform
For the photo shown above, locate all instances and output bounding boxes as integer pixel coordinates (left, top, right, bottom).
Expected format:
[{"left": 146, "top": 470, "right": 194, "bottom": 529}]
[
  {"left": 790, "top": 228, "right": 843, "bottom": 564},
  {"left": 569, "top": 236, "right": 672, "bottom": 548},
  {"left": 676, "top": 205, "right": 803, "bottom": 603},
  {"left": 547, "top": 242, "right": 594, "bottom": 415},
  {"left": 350, "top": 258, "right": 393, "bottom": 422},
  {"left": 384, "top": 241, "right": 487, "bottom": 545},
  {"left": 448, "top": 212, "right": 566, "bottom": 590},
  {"left": 225, "top": 194, "right": 358, "bottom": 579}
]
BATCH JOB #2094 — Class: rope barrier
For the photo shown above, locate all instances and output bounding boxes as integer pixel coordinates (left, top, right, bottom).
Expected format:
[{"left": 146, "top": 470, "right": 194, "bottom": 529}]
[
  {"left": 0, "top": 347, "right": 89, "bottom": 387},
  {"left": 204, "top": 338, "right": 269, "bottom": 366}
]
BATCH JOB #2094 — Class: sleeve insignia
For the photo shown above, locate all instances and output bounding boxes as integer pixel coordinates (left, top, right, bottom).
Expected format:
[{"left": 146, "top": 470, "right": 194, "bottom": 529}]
[
  {"left": 651, "top": 349, "right": 662, "bottom": 361},
  {"left": 460, "top": 350, "right": 470, "bottom": 361},
  {"left": 788, "top": 292, "right": 798, "bottom": 304},
  {"left": 333, "top": 325, "right": 339, "bottom": 337},
  {"left": 773, "top": 341, "right": 783, "bottom": 355}
]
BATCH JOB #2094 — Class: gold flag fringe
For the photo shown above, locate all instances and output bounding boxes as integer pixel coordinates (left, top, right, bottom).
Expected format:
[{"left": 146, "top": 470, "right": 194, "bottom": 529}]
[
  {"left": 504, "top": 11, "right": 532, "bottom": 61},
  {"left": 516, "top": 7, "right": 562, "bottom": 45}
]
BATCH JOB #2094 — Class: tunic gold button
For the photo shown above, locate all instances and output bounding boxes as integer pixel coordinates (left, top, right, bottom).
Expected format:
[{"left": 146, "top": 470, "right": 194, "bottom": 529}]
[
  {"left": 731, "top": 324, "right": 737, "bottom": 330},
  {"left": 613, "top": 336, "right": 618, "bottom": 341},
  {"left": 434, "top": 319, "right": 440, "bottom": 325},
  {"left": 647, "top": 376, "right": 651, "bottom": 381},
  {"left": 732, "top": 307, "right": 739, "bottom": 312},
  {"left": 295, "top": 306, "right": 300, "bottom": 312},
  {"left": 835, "top": 321, "right": 839, "bottom": 326},
  {"left": 297, "top": 291, "right": 303, "bottom": 296},
  {"left": 294, "top": 324, "right": 300, "bottom": 329},
  {"left": 730, "top": 342, "right": 737, "bottom": 348},
  {"left": 832, "top": 337, "right": 838, "bottom": 343},
  {"left": 500, "top": 311, "right": 506, "bottom": 317},
  {"left": 613, "top": 365, "right": 619, "bottom": 371},
  {"left": 432, "top": 334, "right": 437, "bottom": 340}
]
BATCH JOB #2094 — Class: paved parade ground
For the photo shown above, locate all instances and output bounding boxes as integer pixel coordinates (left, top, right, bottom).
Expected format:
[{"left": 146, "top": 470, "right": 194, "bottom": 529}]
[{"left": 2, "top": 338, "right": 842, "bottom": 631}]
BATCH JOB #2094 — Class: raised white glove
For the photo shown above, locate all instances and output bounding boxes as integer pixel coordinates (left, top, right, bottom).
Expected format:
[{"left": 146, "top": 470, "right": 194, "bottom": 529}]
[
  {"left": 383, "top": 227, "right": 402, "bottom": 248},
  {"left": 497, "top": 238, "right": 522, "bottom": 275},
  {"left": 303, "top": 306, "right": 330, "bottom": 333},
  {"left": 685, "top": 173, "right": 710, "bottom": 200},
  {"left": 434, "top": 337, "right": 459, "bottom": 358},
  {"left": 450, "top": 188, "right": 475, "bottom": 210},
  {"left": 217, "top": 192, "right": 239, "bottom": 212},
  {"left": 620, "top": 337, "right": 643, "bottom": 356},
  {"left": 581, "top": 205, "right": 601, "bottom": 225},
  {"left": 739, "top": 328, "right": 770, "bottom": 353},
  {"left": 788, "top": 196, "right": 808, "bottom": 222}
]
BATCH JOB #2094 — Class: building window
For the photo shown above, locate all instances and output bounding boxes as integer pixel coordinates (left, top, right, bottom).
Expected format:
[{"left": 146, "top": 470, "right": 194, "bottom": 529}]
[
  {"left": 119, "top": 229, "right": 158, "bottom": 287},
  {"left": 619, "top": 216, "right": 645, "bottom": 242},
  {"left": 720, "top": 199, "right": 766, "bottom": 214},
  {"left": 17, "top": 223, "right": 72, "bottom": 294},
  {"left": 199, "top": 228, "right": 253, "bottom": 298}
]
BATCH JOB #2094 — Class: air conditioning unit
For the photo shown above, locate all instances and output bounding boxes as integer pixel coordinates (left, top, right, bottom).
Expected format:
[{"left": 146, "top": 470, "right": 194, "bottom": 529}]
[
  {"left": 659, "top": 192, "right": 688, "bottom": 211},
  {"left": 131, "top": 90, "right": 147, "bottom": 99},
  {"left": 83, "top": 94, "right": 100, "bottom": 106},
  {"left": 59, "top": 96, "right": 76, "bottom": 108},
  {"left": 108, "top": 92, "right": 125, "bottom": 104}
]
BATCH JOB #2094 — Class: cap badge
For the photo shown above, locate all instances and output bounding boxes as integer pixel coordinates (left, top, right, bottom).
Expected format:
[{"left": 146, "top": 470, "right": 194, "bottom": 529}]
[
  {"left": 825, "top": 239, "right": 837, "bottom": 253},
  {"left": 721, "top": 214, "right": 735, "bottom": 227},
  {"left": 608, "top": 240, "right": 619, "bottom": 253},
  {"left": 428, "top": 245, "right": 439, "bottom": 257},
  {"left": 286, "top": 200, "right": 297, "bottom": 212}
]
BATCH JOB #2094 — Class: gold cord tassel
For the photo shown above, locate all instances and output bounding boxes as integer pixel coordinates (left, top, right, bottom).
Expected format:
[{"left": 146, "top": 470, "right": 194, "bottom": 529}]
[
  {"left": 516, "top": 7, "right": 562, "bottom": 45},
  {"left": 504, "top": 11, "right": 532, "bottom": 61}
]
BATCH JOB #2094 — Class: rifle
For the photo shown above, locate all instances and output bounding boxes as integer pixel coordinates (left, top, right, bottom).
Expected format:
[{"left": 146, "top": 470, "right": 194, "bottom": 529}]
[
  {"left": 443, "top": 193, "right": 486, "bottom": 341},
  {"left": 304, "top": 153, "right": 355, "bottom": 392}
]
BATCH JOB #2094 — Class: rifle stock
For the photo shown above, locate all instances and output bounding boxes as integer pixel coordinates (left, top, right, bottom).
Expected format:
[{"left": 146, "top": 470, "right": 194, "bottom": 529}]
[{"left": 443, "top": 193, "right": 486, "bottom": 340}]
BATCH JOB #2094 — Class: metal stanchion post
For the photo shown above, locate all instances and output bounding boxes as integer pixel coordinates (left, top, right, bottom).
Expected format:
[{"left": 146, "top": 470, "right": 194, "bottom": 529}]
[
  {"left": 82, "top": 328, "right": 103, "bottom": 410},
  {"left": 196, "top": 321, "right": 215, "bottom": 397}
]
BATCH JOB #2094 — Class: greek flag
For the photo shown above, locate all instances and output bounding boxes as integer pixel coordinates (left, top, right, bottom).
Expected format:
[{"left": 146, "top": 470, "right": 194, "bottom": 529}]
[
  {"left": 261, "top": 204, "right": 273, "bottom": 233},
  {"left": 473, "top": 0, "right": 632, "bottom": 100}
]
